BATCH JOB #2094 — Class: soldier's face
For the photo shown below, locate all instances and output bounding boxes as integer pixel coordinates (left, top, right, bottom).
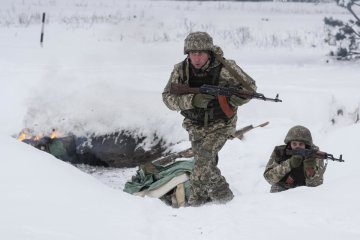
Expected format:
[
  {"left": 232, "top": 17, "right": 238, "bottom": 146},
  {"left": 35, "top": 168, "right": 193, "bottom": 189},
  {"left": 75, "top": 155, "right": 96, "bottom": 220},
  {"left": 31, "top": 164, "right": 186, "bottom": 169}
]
[
  {"left": 290, "top": 141, "right": 305, "bottom": 150},
  {"left": 188, "top": 51, "right": 210, "bottom": 69}
]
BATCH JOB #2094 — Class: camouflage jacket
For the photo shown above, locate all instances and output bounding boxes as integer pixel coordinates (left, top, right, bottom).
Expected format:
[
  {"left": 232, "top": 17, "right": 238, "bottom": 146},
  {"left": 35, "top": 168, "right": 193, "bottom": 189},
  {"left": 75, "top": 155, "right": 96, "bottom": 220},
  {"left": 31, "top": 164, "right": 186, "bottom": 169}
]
[
  {"left": 162, "top": 46, "right": 257, "bottom": 141},
  {"left": 264, "top": 145, "right": 326, "bottom": 190}
]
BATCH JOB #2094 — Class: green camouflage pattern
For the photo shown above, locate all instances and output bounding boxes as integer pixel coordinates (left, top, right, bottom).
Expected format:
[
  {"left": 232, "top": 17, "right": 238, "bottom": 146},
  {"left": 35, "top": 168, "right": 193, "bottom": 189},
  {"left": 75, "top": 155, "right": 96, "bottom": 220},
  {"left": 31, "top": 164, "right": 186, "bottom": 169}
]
[
  {"left": 162, "top": 33, "right": 257, "bottom": 205},
  {"left": 162, "top": 45, "right": 257, "bottom": 118},
  {"left": 263, "top": 145, "right": 325, "bottom": 193},
  {"left": 284, "top": 125, "right": 313, "bottom": 146},
  {"left": 188, "top": 127, "right": 234, "bottom": 206},
  {"left": 183, "top": 31, "right": 214, "bottom": 54}
]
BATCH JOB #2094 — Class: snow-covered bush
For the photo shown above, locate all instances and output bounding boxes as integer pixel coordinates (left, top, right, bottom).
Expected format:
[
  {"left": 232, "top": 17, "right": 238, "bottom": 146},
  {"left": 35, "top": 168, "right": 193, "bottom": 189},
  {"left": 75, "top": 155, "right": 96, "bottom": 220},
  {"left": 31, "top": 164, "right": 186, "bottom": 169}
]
[{"left": 324, "top": 0, "right": 360, "bottom": 60}]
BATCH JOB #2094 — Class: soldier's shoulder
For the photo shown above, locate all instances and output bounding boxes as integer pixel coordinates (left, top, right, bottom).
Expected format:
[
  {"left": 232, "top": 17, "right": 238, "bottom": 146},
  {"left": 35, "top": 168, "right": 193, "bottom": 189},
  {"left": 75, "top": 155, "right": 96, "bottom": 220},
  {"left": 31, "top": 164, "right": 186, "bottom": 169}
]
[
  {"left": 173, "top": 60, "right": 186, "bottom": 69},
  {"left": 174, "top": 61, "right": 183, "bottom": 68},
  {"left": 219, "top": 58, "right": 246, "bottom": 75},
  {"left": 169, "top": 62, "right": 183, "bottom": 75},
  {"left": 274, "top": 145, "right": 286, "bottom": 154},
  {"left": 223, "top": 58, "right": 240, "bottom": 67}
]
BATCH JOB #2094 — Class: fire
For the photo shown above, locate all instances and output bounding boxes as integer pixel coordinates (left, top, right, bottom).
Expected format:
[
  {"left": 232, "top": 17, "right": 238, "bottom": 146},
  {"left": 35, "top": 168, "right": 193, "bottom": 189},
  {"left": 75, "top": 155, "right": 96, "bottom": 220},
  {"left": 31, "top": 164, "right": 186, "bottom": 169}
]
[
  {"left": 17, "top": 132, "right": 27, "bottom": 141},
  {"left": 17, "top": 129, "right": 32, "bottom": 141},
  {"left": 50, "top": 129, "right": 61, "bottom": 139},
  {"left": 17, "top": 128, "right": 60, "bottom": 142}
]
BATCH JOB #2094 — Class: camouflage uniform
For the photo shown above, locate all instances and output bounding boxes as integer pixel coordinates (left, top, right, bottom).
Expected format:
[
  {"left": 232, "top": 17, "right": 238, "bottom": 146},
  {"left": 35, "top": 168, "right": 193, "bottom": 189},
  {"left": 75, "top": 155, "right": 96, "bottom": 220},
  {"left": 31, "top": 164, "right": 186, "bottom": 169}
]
[
  {"left": 162, "top": 32, "right": 257, "bottom": 206},
  {"left": 264, "top": 126, "right": 326, "bottom": 193}
]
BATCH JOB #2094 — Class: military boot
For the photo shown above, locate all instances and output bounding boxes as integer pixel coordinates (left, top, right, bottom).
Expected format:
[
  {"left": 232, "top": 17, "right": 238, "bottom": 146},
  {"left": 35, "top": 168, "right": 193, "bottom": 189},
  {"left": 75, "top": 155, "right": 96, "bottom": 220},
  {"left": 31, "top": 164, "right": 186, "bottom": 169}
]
[{"left": 209, "top": 187, "right": 234, "bottom": 204}]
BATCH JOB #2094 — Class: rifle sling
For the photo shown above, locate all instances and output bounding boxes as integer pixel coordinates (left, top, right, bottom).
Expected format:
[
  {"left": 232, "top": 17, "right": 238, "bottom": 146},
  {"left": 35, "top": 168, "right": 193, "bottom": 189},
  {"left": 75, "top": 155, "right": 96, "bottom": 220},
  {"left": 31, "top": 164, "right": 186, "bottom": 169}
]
[{"left": 214, "top": 54, "right": 253, "bottom": 91}]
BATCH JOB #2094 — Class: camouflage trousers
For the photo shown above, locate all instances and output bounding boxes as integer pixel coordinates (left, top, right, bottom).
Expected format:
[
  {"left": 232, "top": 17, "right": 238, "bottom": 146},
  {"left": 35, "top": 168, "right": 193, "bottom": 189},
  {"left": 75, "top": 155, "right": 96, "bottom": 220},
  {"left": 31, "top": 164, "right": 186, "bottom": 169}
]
[{"left": 188, "top": 129, "right": 234, "bottom": 206}]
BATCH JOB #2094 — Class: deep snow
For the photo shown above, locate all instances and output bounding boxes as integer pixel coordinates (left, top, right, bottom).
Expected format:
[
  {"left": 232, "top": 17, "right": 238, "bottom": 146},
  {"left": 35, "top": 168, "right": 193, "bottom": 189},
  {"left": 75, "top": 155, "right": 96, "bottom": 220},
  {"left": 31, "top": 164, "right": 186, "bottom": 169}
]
[{"left": 0, "top": 1, "right": 359, "bottom": 239}]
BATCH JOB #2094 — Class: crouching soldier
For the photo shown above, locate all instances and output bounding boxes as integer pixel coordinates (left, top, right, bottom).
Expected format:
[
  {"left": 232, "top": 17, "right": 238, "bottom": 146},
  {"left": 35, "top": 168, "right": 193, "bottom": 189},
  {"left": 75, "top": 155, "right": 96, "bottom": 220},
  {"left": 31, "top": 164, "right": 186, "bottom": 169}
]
[{"left": 263, "top": 125, "right": 326, "bottom": 193}]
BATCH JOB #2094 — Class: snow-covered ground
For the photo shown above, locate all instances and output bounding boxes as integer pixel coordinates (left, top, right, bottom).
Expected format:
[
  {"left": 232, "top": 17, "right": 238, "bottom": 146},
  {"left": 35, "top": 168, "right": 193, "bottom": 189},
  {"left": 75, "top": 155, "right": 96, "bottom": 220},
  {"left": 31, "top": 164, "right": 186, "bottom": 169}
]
[{"left": 1, "top": 0, "right": 359, "bottom": 239}]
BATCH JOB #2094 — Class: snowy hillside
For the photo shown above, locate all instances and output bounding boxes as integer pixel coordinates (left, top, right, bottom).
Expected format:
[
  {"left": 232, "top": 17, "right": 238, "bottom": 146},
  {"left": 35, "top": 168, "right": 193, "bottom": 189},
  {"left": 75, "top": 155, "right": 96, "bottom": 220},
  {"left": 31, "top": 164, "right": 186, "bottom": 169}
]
[{"left": 1, "top": 0, "right": 360, "bottom": 239}]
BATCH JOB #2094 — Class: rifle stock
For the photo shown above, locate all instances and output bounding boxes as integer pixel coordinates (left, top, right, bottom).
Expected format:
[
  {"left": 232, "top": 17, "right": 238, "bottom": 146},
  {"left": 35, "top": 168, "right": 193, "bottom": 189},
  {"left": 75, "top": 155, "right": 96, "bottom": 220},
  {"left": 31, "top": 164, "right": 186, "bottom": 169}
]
[
  {"left": 232, "top": 121, "right": 269, "bottom": 139},
  {"left": 170, "top": 83, "right": 200, "bottom": 95}
]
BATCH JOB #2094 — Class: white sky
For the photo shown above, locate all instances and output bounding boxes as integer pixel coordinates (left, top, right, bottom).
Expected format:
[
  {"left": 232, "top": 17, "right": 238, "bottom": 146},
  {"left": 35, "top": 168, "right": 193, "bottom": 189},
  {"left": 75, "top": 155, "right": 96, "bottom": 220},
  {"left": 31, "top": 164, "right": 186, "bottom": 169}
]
[{"left": 0, "top": 1, "right": 359, "bottom": 239}]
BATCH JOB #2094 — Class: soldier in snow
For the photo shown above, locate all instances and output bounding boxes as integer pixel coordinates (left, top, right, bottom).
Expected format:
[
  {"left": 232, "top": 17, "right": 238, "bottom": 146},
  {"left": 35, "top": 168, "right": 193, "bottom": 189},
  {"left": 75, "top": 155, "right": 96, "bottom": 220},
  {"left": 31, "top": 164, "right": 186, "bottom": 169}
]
[
  {"left": 264, "top": 125, "right": 326, "bottom": 193},
  {"left": 162, "top": 32, "right": 257, "bottom": 206}
]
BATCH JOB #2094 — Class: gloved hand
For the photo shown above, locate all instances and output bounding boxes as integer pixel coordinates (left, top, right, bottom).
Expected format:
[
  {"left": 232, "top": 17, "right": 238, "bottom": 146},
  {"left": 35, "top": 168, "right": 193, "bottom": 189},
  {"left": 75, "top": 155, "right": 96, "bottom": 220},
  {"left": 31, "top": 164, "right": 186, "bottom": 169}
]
[
  {"left": 192, "top": 93, "right": 215, "bottom": 108},
  {"left": 303, "top": 158, "right": 316, "bottom": 168},
  {"left": 288, "top": 155, "right": 303, "bottom": 168},
  {"left": 304, "top": 158, "right": 317, "bottom": 177},
  {"left": 229, "top": 95, "right": 248, "bottom": 107}
]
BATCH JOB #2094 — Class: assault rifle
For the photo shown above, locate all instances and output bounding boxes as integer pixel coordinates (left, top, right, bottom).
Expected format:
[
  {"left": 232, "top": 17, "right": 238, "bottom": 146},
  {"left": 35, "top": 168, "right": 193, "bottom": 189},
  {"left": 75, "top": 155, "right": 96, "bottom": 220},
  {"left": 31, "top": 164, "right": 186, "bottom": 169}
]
[
  {"left": 170, "top": 83, "right": 282, "bottom": 103},
  {"left": 285, "top": 149, "right": 344, "bottom": 162},
  {"left": 151, "top": 121, "right": 269, "bottom": 167}
]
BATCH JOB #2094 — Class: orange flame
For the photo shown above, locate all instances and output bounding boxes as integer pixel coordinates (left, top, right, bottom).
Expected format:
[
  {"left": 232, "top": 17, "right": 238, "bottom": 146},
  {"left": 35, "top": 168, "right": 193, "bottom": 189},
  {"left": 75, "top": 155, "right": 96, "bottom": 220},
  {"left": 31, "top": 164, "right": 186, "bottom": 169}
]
[
  {"left": 18, "top": 128, "right": 61, "bottom": 142},
  {"left": 50, "top": 129, "right": 61, "bottom": 139},
  {"left": 17, "top": 129, "right": 31, "bottom": 141}
]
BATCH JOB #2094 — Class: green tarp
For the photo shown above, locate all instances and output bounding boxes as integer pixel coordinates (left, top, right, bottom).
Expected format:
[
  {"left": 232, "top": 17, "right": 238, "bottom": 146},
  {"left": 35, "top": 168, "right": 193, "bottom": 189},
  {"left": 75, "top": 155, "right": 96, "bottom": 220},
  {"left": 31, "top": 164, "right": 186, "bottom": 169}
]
[{"left": 123, "top": 160, "right": 193, "bottom": 195}]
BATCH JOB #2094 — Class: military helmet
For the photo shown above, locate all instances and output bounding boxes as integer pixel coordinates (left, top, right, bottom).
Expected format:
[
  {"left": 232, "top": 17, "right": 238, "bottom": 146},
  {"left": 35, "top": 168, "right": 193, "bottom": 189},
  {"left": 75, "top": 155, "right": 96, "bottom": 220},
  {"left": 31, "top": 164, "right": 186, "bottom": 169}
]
[
  {"left": 284, "top": 125, "right": 313, "bottom": 146},
  {"left": 184, "top": 32, "right": 214, "bottom": 54}
]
